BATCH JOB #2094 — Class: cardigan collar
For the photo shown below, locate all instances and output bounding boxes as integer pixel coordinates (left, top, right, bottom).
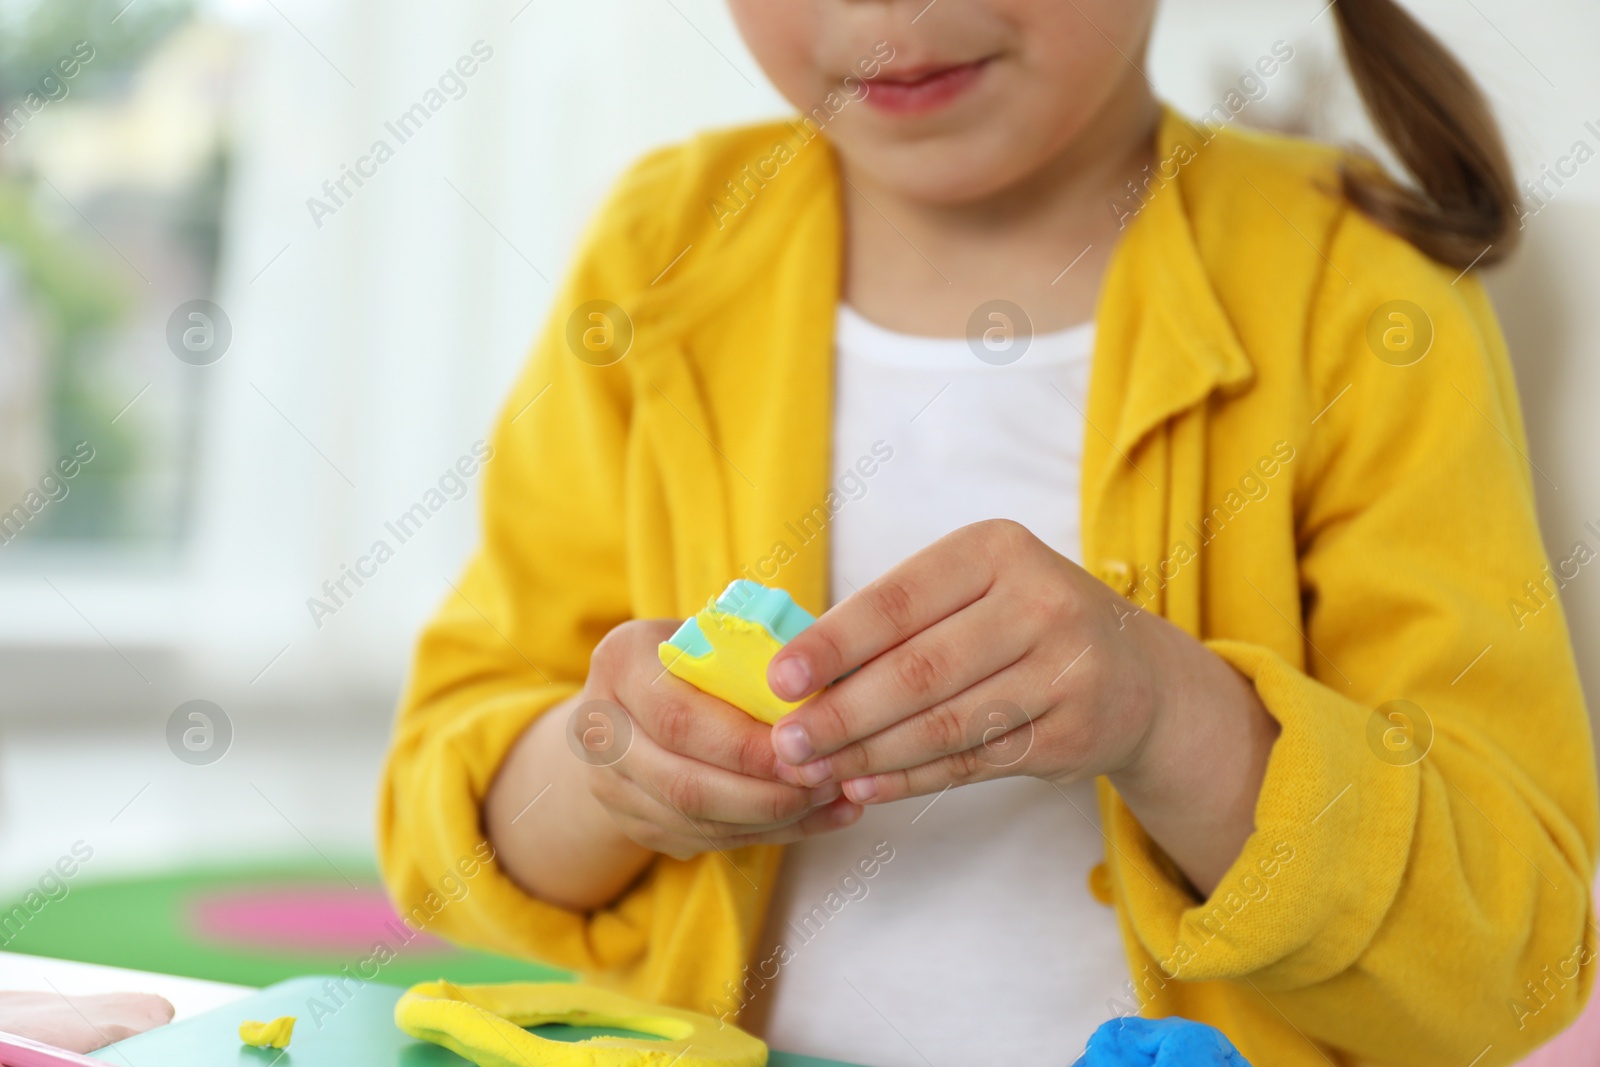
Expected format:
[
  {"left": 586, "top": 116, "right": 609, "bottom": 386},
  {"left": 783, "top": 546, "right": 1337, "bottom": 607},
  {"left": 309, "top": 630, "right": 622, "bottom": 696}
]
[
  {"left": 628, "top": 107, "right": 1255, "bottom": 453},
  {"left": 624, "top": 119, "right": 842, "bottom": 348},
  {"left": 1093, "top": 107, "right": 1257, "bottom": 457},
  {"left": 624, "top": 106, "right": 1258, "bottom": 607}
]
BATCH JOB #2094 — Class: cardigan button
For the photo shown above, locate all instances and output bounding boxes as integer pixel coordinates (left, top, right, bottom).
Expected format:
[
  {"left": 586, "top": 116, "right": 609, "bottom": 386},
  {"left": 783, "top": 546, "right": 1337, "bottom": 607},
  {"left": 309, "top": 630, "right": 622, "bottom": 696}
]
[
  {"left": 1096, "top": 559, "right": 1136, "bottom": 599},
  {"left": 1088, "top": 862, "right": 1115, "bottom": 906}
]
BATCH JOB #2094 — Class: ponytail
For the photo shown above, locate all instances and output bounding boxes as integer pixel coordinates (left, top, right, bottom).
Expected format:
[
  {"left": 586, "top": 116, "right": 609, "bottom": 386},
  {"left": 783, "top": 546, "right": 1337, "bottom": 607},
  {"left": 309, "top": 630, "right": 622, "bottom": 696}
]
[{"left": 1332, "top": 0, "right": 1519, "bottom": 269}]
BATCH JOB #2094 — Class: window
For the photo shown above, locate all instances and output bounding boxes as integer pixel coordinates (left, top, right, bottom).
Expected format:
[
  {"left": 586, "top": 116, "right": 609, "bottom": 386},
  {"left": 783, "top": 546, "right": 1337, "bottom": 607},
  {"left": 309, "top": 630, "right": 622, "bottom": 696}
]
[{"left": 0, "top": 0, "right": 234, "bottom": 554}]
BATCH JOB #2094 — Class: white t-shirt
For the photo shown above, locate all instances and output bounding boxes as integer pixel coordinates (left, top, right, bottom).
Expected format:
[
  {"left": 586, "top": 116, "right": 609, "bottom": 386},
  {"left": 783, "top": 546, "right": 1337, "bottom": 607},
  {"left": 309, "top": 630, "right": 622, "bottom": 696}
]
[{"left": 750, "top": 306, "right": 1131, "bottom": 1066}]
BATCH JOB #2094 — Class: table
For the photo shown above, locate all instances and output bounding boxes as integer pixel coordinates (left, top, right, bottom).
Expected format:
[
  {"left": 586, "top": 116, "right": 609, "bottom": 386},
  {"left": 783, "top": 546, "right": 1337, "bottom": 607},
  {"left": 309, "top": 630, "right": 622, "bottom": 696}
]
[{"left": 1, "top": 952, "right": 859, "bottom": 1067}]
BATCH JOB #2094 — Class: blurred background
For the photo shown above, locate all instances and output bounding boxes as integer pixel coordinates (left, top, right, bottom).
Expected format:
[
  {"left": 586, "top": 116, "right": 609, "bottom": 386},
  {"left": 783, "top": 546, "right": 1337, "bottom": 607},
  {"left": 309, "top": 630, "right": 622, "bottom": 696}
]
[{"left": 0, "top": 0, "right": 1595, "bottom": 988}]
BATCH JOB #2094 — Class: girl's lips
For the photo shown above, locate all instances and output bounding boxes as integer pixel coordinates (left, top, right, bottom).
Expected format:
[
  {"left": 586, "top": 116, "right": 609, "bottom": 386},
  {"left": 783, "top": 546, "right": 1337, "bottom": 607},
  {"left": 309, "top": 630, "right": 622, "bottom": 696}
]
[{"left": 862, "top": 58, "right": 989, "bottom": 116}]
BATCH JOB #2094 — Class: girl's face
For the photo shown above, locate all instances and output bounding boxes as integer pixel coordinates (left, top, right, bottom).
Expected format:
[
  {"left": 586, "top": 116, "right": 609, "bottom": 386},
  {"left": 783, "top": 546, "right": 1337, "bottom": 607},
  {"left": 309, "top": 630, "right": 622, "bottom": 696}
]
[{"left": 727, "top": 0, "right": 1160, "bottom": 205}]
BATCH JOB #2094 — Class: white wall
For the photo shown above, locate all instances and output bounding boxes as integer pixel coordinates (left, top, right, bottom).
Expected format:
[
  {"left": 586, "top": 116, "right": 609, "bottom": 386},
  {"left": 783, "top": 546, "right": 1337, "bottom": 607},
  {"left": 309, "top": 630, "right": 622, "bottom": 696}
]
[
  {"left": 1153, "top": 3, "right": 1600, "bottom": 724},
  {"left": 2, "top": 0, "right": 1594, "bottom": 737}
]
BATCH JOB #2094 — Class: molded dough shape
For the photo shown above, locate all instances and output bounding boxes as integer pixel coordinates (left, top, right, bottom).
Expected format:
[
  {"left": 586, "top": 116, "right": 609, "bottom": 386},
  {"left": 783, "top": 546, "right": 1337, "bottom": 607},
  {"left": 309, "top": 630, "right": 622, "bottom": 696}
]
[
  {"left": 658, "top": 580, "right": 815, "bottom": 725},
  {"left": 394, "top": 980, "right": 768, "bottom": 1067}
]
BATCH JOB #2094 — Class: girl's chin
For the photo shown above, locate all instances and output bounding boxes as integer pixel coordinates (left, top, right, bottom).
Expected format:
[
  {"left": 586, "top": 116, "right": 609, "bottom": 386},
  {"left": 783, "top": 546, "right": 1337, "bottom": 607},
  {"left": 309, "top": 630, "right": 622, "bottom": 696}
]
[{"left": 839, "top": 141, "right": 1036, "bottom": 207}]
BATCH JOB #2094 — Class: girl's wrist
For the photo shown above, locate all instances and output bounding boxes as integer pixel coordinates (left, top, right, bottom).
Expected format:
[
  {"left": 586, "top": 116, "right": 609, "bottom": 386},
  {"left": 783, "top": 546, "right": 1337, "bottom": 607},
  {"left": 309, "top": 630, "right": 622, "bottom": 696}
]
[
  {"left": 1103, "top": 614, "right": 1279, "bottom": 895},
  {"left": 485, "top": 692, "right": 652, "bottom": 912},
  {"left": 1105, "top": 612, "right": 1191, "bottom": 791}
]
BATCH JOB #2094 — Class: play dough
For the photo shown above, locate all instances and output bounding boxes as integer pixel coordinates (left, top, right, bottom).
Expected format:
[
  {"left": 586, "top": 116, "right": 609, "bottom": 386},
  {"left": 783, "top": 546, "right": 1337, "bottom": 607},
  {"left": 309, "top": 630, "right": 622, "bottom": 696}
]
[
  {"left": 394, "top": 980, "right": 767, "bottom": 1067},
  {"left": 1074, "top": 1016, "right": 1251, "bottom": 1066},
  {"left": 238, "top": 1014, "right": 295, "bottom": 1049},
  {"left": 658, "top": 580, "right": 816, "bottom": 724}
]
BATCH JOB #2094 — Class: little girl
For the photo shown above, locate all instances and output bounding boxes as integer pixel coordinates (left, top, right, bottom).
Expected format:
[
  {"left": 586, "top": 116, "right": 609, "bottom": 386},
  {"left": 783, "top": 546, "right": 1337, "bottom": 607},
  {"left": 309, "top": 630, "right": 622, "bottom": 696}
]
[{"left": 378, "top": 1, "right": 1597, "bottom": 1063}]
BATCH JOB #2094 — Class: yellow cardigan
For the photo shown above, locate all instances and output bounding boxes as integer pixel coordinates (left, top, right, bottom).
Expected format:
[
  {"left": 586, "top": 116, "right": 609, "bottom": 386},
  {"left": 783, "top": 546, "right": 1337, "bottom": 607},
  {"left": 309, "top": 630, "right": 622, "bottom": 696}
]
[{"left": 377, "top": 108, "right": 1597, "bottom": 1066}]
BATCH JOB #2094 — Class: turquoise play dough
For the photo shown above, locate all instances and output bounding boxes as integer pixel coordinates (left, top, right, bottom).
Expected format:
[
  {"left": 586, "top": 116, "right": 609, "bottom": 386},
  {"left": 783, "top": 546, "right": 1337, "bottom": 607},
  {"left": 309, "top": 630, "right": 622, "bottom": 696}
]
[
  {"left": 714, "top": 580, "right": 816, "bottom": 642},
  {"left": 664, "top": 580, "right": 817, "bottom": 658},
  {"left": 665, "top": 617, "right": 715, "bottom": 659}
]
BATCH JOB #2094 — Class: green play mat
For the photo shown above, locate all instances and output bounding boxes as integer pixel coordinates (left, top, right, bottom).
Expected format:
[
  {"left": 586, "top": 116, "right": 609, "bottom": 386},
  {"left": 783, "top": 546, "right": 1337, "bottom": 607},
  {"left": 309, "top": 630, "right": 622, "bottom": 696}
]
[{"left": 0, "top": 857, "right": 568, "bottom": 988}]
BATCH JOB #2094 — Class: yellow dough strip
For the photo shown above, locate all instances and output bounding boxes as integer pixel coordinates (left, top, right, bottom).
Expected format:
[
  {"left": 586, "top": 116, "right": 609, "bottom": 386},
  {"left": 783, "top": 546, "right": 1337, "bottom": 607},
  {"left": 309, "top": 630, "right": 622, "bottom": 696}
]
[{"left": 395, "top": 980, "right": 768, "bottom": 1067}]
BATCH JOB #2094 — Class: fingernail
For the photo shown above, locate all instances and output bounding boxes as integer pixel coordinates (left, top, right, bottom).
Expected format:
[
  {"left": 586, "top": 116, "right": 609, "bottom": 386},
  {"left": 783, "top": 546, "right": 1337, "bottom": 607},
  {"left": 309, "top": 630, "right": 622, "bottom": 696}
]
[
  {"left": 798, "top": 758, "right": 832, "bottom": 787},
  {"left": 808, "top": 782, "right": 841, "bottom": 805},
  {"left": 770, "top": 656, "right": 812, "bottom": 701},
  {"left": 773, "top": 761, "right": 804, "bottom": 786},
  {"left": 773, "top": 721, "right": 815, "bottom": 764},
  {"left": 843, "top": 777, "right": 878, "bottom": 803},
  {"left": 834, "top": 801, "right": 863, "bottom": 825}
]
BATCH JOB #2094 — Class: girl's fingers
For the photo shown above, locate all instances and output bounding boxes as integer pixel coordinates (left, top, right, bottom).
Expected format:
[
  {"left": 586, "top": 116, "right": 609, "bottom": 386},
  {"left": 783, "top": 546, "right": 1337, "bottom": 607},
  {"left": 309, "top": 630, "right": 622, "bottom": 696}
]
[
  {"left": 634, "top": 677, "right": 784, "bottom": 779},
  {"left": 722, "top": 796, "right": 864, "bottom": 848},
  {"left": 795, "top": 663, "right": 1053, "bottom": 785},
  {"left": 612, "top": 794, "right": 863, "bottom": 860},
  {"left": 840, "top": 742, "right": 1025, "bottom": 806},
  {"left": 609, "top": 637, "right": 784, "bottom": 780},
  {"left": 599, "top": 769, "right": 809, "bottom": 846},
  {"left": 610, "top": 734, "right": 835, "bottom": 829},
  {"left": 768, "top": 521, "right": 1016, "bottom": 703},
  {"left": 771, "top": 593, "right": 1032, "bottom": 771}
]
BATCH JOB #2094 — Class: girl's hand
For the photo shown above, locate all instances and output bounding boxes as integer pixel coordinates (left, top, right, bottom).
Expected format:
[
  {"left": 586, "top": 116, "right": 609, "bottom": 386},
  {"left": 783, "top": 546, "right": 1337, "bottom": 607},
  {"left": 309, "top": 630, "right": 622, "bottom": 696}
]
[
  {"left": 763, "top": 519, "right": 1277, "bottom": 892},
  {"left": 765, "top": 520, "right": 1156, "bottom": 796},
  {"left": 0, "top": 992, "right": 173, "bottom": 1054},
  {"left": 487, "top": 617, "right": 863, "bottom": 913},
  {"left": 575, "top": 619, "right": 861, "bottom": 861}
]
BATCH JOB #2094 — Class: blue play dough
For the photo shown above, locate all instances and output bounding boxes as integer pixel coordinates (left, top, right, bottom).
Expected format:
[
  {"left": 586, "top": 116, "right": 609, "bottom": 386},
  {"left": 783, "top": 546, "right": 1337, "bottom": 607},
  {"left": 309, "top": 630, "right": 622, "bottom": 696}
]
[{"left": 1074, "top": 1017, "right": 1252, "bottom": 1067}]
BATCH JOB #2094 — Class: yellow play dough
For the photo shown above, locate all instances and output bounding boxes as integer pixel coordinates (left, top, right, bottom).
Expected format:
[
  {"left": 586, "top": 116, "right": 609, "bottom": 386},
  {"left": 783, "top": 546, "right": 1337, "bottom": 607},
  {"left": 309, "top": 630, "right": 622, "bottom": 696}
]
[
  {"left": 395, "top": 980, "right": 767, "bottom": 1067},
  {"left": 239, "top": 1015, "right": 296, "bottom": 1049},
  {"left": 658, "top": 611, "right": 801, "bottom": 725}
]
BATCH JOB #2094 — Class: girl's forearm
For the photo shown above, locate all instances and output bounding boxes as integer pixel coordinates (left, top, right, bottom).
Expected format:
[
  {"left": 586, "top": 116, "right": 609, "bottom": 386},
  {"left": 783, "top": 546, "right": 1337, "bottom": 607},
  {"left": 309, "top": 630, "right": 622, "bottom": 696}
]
[
  {"left": 484, "top": 694, "right": 654, "bottom": 912},
  {"left": 1109, "top": 615, "right": 1280, "bottom": 897}
]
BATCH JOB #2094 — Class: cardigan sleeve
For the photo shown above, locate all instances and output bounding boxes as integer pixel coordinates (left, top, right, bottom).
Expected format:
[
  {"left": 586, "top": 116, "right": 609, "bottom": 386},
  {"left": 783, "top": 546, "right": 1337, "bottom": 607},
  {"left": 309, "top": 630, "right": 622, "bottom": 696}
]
[
  {"left": 1108, "top": 211, "right": 1598, "bottom": 1066},
  {"left": 375, "top": 150, "right": 675, "bottom": 975}
]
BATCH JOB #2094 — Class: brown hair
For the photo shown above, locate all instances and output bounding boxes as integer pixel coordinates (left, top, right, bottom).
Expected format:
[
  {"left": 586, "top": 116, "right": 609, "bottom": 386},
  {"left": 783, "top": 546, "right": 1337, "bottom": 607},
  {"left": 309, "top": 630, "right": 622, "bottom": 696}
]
[{"left": 1332, "top": 0, "right": 1519, "bottom": 269}]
